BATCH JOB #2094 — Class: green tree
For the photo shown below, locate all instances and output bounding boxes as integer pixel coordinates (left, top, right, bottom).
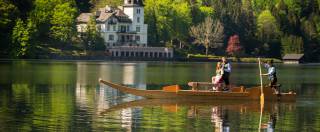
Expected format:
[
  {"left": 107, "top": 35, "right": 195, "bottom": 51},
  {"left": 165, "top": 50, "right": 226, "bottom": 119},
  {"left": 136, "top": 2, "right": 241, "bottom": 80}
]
[
  {"left": 80, "top": 16, "right": 105, "bottom": 51},
  {"left": 30, "top": 0, "right": 56, "bottom": 38},
  {"left": 257, "top": 10, "right": 280, "bottom": 42},
  {"left": 145, "top": 0, "right": 192, "bottom": 46},
  {"left": 11, "top": 19, "right": 37, "bottom": 58},
  {"left": 144, "top": 0, "right": 159, "bottom": 45},
  {"left": 0, "top": 0, "right": 18, "bottom": 28},
  {"left": 50, "top": 2, "right": 77, "bottom": 44},
  {"left": 0, "top": 0, "right": 18, "bottom": 49},
  {"left": 170, "top": 2, "right": 192, "bottom": 47},
  {"left": 91, "top": 0, "right": 122, "bottom": 11},
  {"left": 30, "top": 0, "right": 76, "bottom": 42},
  {"left": 281, "top": 34, "right": 304, "bottom": 55},
  {"left": 187, "top": 0, "right": 214, "bottom": 24},
  {"left": 213, "top": 0, "right": 256, "bottom": 55},
  {"left": 75, "top": 0, "right": 92, "bottom": 12}
]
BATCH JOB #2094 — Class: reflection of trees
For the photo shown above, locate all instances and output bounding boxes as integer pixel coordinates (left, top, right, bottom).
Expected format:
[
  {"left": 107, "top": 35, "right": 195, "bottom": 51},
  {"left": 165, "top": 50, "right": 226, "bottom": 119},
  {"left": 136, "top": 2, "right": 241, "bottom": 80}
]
[
  {"left": 0, "top": 83, "right": 75, "bottom": 131},
  {"left": 99, "top": 100, "right": 299, "bottom": 131},
  {"left": 74, "top": 62, "right": 148, "bottom": 131},
  {"left": 1, "top": 61, "right": 320, "bottom": 131}
]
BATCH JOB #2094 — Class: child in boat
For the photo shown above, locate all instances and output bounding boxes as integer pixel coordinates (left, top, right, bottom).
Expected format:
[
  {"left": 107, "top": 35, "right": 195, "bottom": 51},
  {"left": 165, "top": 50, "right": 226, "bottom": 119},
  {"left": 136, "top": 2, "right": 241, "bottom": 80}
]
[{"left": 212, "top": 62, "right": 224, "bottom": 91}]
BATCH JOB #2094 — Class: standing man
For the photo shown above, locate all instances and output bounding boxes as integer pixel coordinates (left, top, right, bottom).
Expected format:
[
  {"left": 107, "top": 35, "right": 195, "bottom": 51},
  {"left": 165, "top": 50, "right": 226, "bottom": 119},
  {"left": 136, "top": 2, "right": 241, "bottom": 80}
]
[
  {"left": 261, "top": 60, "right": 278, "bottom": 93},
  {"left": 221, "top": 57, "right": 231, "bottom": 91}
]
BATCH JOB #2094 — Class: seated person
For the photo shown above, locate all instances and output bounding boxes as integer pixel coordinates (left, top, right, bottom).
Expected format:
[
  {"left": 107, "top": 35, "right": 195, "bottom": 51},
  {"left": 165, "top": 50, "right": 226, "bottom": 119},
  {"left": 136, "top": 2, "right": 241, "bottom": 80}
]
[{"left": 212, "top": 62, "right": 224, "bottom": 91}]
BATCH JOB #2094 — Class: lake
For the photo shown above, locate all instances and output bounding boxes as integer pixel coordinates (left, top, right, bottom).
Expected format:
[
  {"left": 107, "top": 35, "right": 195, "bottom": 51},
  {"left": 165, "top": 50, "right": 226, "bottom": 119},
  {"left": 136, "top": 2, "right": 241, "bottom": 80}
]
[{"left": 0, "top": 60, "right": 319, "bottom": 131}]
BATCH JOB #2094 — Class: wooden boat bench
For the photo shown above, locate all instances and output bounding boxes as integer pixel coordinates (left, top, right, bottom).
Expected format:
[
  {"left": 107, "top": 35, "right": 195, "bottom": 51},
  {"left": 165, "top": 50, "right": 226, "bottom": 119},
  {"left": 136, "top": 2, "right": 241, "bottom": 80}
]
[{"left": 188, "top": 82, "right": 215, "bottom": 91}]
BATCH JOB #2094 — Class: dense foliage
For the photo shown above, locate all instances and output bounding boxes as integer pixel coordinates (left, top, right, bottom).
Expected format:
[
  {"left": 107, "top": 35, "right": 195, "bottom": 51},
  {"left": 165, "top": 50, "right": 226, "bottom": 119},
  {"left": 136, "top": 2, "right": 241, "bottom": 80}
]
[
  {"left": 143, "top": 0, "right": 320, "bottom": 61},
  {"left": 1, "top": 0, "right": 320, "bottom": 61}
]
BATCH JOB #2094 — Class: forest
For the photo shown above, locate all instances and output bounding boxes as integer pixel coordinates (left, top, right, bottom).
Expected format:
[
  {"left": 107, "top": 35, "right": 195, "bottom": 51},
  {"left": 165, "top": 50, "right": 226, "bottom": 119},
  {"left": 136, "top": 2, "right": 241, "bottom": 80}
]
[{"left": 1, "top": 0, "right": 320, "bottom": 61}]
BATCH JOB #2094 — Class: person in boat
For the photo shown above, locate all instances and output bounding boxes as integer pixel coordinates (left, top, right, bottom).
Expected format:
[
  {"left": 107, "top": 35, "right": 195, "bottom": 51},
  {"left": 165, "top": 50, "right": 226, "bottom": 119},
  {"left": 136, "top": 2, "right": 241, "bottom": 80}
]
[
  {"left": 221, "top": 57, "right": 231, "bottom": 91},
  {"left": 212, "top": 62, "right": 224, "bottom": 91},
  {"left": 261, "top": 60, "right": 279, "bottom": 93}
]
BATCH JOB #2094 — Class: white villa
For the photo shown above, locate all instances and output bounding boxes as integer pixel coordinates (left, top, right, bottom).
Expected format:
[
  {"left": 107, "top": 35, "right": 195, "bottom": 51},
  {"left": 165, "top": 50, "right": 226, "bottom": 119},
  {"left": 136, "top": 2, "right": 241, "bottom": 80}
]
[{"left": 76, "top": 0, "right": 173, "bottom": 58}]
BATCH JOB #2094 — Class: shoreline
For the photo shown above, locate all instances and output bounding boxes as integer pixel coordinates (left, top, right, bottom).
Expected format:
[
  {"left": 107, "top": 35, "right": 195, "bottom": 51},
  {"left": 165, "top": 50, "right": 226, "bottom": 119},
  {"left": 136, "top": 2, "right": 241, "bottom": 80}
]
[
  {"left": 0, "top": 56, "right": 284, "bottom": 63},
  {"left": 0, "top": 57, "right": 305, "bottom": 64}
]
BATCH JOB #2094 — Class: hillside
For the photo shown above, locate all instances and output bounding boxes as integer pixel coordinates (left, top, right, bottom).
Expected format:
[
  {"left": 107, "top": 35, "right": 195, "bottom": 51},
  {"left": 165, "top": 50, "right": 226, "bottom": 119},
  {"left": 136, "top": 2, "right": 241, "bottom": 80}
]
[{"left": 1, "top": 0, "right": 320, "bottom": 61}]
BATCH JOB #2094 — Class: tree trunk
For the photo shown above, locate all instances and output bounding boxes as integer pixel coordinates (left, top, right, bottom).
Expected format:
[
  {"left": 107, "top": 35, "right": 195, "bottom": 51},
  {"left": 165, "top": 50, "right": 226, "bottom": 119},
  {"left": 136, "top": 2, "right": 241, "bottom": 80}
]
[{"left": 205, "top": 46, "right": 208, "bottom": 56}]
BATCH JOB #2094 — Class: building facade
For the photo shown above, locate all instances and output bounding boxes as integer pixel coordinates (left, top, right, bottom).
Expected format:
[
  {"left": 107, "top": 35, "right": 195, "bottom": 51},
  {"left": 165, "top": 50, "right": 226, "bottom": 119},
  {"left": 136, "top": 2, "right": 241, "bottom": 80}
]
[
  {"left": 76, "top": 0, "right": 173, "bottom": 58},
  {"left": 77, "top": 0, "right": 147, "bottom": 47},
  {"left": 282, "top": 54, "right": 304, "bottom": 64}
]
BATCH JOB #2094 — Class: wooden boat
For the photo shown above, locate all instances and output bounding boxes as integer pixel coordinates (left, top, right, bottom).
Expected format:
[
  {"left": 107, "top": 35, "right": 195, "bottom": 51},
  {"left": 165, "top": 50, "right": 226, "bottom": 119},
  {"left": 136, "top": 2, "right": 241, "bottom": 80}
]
[{"left": 99, "top": 79, "right": 296, "bottom": 101}]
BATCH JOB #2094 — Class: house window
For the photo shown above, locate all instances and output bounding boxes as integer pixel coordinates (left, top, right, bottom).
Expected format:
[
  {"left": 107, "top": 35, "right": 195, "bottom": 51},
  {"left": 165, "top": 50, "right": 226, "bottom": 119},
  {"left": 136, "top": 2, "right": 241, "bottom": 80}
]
[
  {"left": 109, "top": 35, "right": 114, "bottom": 41},
  {"left": 127, "top": 25, "right": 130, "bottom": 32},
  {"left": 107, "top": 25, "right": 110, "bottom": 31},
  {"left": 137, "top": 17, "right": 140, "bottom": 23},
  {"left": 120, "top": 26, "right": 126, "bottom": 32},
  {"left": 137, "top": 9, "right": 141, "bottom": 14},
  {"left": 113, "top": 25, "right": 116, "bottom": 31},
  {"left": 135, "top": 35, "right": 140, "bottom": 41},
  {"left": 136, "top": 27, "right": 140, "bottom": 32}
]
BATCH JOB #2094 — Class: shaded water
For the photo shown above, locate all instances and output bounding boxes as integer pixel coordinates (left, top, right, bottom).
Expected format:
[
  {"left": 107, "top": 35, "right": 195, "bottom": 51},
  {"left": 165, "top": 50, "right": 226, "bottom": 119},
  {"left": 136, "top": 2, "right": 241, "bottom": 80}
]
[{"left": 0, "top": 60, "right": 319, "bottom": 131}]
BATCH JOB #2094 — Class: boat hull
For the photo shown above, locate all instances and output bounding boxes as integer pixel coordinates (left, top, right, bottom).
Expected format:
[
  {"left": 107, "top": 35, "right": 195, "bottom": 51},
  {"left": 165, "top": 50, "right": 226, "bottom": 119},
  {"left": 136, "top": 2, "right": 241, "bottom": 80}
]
[{"left": 99, "top": 80, "right": 296, "bottom": 101}]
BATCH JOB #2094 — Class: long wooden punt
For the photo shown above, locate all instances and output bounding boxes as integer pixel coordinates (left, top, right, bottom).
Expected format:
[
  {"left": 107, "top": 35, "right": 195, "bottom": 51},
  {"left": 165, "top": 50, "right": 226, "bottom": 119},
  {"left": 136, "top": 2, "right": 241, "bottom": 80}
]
[{"left": 99, "top": 79, "right": 296, "bottom": 101}]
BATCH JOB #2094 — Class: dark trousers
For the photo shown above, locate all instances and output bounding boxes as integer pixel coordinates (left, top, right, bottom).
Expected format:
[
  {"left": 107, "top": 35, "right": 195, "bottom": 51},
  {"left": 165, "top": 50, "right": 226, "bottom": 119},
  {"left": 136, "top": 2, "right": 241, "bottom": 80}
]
[
  {"left": 222, "top": 72, "right": 230, "bottom": 85},
  {"left": 269, "top": 77, "right": 278, "bottom": 92},
  {"left": 270, "top": 77, "right": 277, "bottom": 86}
]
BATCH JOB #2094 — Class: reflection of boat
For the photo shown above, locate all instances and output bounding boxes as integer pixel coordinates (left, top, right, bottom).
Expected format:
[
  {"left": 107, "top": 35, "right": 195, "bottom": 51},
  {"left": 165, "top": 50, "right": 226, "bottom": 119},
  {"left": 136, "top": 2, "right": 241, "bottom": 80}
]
[
  {"left": 100, "top": 98, "right": 295, "bottom": 115},
  {"left": 99, "top": 80, "right": 296, "bottom": 101}
]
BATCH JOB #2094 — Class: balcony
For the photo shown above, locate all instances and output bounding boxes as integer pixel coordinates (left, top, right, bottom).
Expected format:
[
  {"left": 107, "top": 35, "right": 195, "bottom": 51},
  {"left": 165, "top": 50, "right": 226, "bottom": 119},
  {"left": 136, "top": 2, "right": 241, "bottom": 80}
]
[
  {"left": 116, "top": 40, "right": 138, "bottom": 46},
  {"left": 116, "top": 30, "right": 136, "bottom": 34},
  {"left": 108, "top": 21, "right": 117, "bottom": 25}
]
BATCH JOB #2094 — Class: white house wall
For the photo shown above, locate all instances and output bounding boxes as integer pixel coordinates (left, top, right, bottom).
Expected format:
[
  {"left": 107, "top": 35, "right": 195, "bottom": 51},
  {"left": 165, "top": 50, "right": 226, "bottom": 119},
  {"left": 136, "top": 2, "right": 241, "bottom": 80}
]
[{"left": 77, "top": 2, "right": 148, "bottom": 47}]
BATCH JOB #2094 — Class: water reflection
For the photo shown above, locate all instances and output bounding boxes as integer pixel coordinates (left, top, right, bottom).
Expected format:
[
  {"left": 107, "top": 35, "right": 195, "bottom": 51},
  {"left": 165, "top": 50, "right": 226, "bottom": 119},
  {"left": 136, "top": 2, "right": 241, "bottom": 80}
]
[
  {"left": 0, "top": 61, "right": 320, "bottom": 131},
  {"left": 260, "top": 113, "right": 277, "bottom": 132},
  {"left": 99, "top": 98, "right": 295, "bottom": 131},
  {"left": 73, "top": 62, "right": 148, "bottom": 131},
  {"left": 211, "top": 106, "right": 229, "bottom": 132}
]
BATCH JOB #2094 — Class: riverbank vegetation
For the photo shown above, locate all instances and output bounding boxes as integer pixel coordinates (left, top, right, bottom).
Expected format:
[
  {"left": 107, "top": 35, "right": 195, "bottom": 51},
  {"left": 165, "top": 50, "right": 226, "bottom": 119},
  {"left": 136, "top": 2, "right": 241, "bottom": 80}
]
[
  {"left": 187, "top": 54, "right": 282, "bottom": 63},
  {"left": 1, "top": 0, "right": 320, "bottom": 62}
]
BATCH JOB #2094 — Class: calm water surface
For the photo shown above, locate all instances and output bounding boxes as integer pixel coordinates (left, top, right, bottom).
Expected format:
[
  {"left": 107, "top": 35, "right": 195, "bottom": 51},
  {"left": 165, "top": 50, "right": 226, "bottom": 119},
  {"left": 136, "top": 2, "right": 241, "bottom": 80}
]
[{"left": 0, "top": 60, "right": 319, "bottom": 131}]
